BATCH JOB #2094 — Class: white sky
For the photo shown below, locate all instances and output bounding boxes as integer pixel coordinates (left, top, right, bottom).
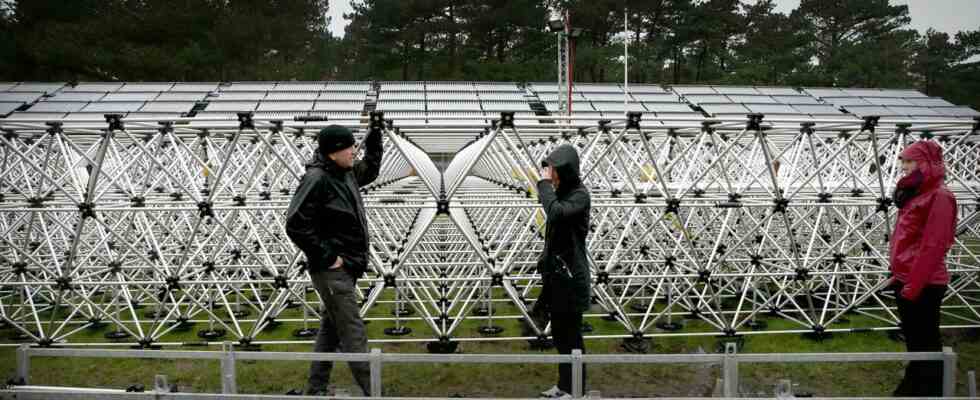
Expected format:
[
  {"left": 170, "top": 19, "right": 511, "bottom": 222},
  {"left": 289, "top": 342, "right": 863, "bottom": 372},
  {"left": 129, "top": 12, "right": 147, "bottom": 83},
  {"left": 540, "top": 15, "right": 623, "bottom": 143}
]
[
  {"left": 327, "top": 0, "right": 355, "bottom": 37},
  {"left": 765, "top": 0, "right": 980, "bottom": 35},
  {"left": 327, "top": 0, "right": 980, "bottom": 38}
]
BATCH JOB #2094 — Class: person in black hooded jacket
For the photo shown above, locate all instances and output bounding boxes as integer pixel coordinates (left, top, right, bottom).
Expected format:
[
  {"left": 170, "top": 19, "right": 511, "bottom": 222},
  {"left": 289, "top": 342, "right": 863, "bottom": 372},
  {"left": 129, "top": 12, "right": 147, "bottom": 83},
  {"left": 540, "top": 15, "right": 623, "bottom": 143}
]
[
  {"left": 535, "top": 144, "right": 591, "bottom": 398},
  {"left": 285, "top": 124, "right": 382, "bottom": 396}
]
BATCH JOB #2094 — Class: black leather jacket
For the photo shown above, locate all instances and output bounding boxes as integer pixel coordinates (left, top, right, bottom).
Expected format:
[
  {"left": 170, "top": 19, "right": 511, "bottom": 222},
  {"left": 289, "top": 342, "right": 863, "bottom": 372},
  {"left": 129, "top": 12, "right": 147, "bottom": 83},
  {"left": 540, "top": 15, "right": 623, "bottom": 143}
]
[{"left": 285, "top": 130, "right": 382, "bottom": 278}]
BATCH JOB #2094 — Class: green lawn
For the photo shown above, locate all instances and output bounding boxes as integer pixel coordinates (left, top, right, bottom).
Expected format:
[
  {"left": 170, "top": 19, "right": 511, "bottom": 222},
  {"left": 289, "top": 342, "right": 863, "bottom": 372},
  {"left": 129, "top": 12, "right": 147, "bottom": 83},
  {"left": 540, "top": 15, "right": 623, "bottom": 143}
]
[
  {"left": 2, "top": 322, "right": 979, "bottom": 398},
  {"left": 3, "top": 275, "right": 980, "bottom": 397}
]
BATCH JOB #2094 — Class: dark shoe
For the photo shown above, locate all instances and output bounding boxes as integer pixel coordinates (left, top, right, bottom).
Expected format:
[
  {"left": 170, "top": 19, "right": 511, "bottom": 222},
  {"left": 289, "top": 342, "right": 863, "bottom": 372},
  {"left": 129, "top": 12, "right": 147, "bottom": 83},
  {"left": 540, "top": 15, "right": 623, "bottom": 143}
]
[
  {"left": 891, "top": 380, "right": 911, "bottom": 397},
  {"left": 301, "top": 387, "right": 330, "bottom": 396}
]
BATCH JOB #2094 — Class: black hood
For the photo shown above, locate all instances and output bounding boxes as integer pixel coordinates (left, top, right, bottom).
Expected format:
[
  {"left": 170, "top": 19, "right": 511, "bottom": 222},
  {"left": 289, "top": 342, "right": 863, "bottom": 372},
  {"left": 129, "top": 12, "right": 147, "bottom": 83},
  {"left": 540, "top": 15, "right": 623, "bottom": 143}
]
[{"left": 543, "top": 144, "right": 582, "bottom": 193}]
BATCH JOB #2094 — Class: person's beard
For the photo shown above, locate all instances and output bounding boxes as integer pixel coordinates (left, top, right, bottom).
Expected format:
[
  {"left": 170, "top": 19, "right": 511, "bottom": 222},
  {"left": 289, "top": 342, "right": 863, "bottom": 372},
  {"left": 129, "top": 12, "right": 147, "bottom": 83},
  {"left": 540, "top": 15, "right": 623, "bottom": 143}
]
[{"left": 893, "top": 169, "right": 924, "bottom": 209}]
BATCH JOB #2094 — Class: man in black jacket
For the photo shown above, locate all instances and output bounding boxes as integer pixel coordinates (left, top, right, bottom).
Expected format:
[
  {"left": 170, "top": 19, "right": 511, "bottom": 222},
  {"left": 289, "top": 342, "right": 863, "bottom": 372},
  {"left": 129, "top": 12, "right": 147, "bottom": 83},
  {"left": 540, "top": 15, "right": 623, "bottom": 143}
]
[
  {"left": 535, "top": 144, "right": 591, "bottom": 399},
  {"left": 286, "top": 124, "right": 382, "bottom": 396}
]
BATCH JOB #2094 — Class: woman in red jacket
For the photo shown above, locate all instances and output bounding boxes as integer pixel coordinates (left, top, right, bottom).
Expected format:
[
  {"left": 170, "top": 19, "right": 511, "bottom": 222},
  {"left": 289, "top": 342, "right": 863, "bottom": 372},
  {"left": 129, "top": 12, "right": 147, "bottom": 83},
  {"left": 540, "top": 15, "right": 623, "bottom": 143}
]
[{"left": 889, "top": 140, "right": 957, "bottom": 397}]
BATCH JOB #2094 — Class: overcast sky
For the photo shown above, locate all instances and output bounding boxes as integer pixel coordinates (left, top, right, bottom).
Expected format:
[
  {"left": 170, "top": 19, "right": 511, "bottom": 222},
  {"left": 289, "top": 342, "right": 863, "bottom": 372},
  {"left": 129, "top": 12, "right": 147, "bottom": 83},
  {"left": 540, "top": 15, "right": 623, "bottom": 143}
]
[{"left": 327, "top": 0, "right": 980, "bottom": 38}]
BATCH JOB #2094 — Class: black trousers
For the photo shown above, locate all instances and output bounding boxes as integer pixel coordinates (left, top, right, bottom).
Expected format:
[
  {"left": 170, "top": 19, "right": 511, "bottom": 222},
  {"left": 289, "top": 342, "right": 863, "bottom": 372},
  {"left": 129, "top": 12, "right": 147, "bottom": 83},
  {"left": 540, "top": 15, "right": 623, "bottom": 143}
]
[
  {"left": 893, "top": 285, "right": 946, "bottom": 397},
  {"left": 307, "top": 269, "right": 372, "bottom": 396},
  {"left": 551, "top": 311, "right": 586, "bottom": 394}
]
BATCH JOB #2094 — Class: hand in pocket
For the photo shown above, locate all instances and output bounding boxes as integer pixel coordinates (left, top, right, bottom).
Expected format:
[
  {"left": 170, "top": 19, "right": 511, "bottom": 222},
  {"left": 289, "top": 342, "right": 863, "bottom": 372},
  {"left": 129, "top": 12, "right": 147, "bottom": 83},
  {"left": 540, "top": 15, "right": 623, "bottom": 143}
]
[{"left": 554, "top": 255, "right": 573, "bottom": 280}]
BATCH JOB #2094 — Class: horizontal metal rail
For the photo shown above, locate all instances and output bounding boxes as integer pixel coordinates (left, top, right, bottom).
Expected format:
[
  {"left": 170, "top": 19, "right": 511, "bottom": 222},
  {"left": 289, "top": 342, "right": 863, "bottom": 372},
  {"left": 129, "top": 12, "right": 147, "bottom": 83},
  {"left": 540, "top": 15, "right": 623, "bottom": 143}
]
[{"left": 11, "top": 343, "right": 958, "bottom": 398}]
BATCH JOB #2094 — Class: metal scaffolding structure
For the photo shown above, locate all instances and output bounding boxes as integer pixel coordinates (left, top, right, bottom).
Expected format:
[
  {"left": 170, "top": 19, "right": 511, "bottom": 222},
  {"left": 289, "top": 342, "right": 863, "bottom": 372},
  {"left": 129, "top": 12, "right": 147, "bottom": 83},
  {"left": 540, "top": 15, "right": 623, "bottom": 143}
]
[{"left": 0, "top": 81, "right": 978, "bottom": 351}]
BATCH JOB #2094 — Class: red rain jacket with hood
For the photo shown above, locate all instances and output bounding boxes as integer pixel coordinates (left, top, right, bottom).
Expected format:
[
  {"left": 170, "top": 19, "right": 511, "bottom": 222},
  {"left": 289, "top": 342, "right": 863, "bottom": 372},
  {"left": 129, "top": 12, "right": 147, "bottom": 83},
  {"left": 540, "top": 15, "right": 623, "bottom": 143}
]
[{"left": 889, "top": 140, "right": 957, "bottom": 301}]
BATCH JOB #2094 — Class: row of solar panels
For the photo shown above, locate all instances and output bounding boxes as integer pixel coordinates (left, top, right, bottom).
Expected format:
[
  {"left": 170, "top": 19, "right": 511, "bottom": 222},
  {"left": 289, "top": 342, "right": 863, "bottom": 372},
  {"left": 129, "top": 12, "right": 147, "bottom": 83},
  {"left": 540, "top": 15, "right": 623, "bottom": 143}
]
[
  {"left": 376, "top": 81, "right": 529, "bottom": 121},
  {"left": 374, "top": 81, "right": 695, "bottom": 117},
  {"left": 0, "top": 80, "right": 531, "bottom": 121},
  {"left": 1, "top": 81, "right": 977, "bottom": 124},
  {"left": 530, "top": 82, "right": 669, "bottom": 94},
  {"left": 532, "top": 83, "right": 699, "bottom": 117},
  {"left": 530, "top": 83, "right": 978, "bottom": 119},
  {"left": 0, "top": 81, "right": 371, "bottom": 92},
  {"left": 0, "top": 81, "right": 375, "bottom": 121},
  {"left": 381, "top": 91, "right": 526, "bottom": 101},
  {"left": 672, "top": 85, "right": 979, "bottom": 119},
  {"left": 375, "top": 82, "right": 616, "bottom": 128},
  {"left": 377, "top": 82, "right": 531, "bottom": 126},
  {"left": 378, "top": 81, "right": 519, "bottom": 92},
  {"left": 0, "top": 99, "right": 371, "bottom": 113},
  {"left": 26, "top": 91, "right": 376, "bottom": 101}
]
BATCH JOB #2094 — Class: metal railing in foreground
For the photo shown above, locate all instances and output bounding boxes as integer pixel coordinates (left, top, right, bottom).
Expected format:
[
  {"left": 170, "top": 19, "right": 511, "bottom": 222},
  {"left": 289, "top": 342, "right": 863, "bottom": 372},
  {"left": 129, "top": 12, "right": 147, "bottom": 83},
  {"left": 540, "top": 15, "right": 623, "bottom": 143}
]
[{"left": 7, "top": 342, "right": 962, "bottom": 399}]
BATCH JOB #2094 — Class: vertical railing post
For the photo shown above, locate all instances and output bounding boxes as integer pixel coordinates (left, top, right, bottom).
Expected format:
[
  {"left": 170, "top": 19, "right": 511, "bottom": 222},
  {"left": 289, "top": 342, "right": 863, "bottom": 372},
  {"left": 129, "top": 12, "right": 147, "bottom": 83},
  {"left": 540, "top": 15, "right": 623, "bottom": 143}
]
[
  {"left": 221, "top": 341, "right": 237, "bottom": 394},
  {"left": 16, "top": 344, "right": 30, "bottom": 385},
  {"left": 967, "top": 370, "right": 976, "bottom": 398},
  {"left": 722, "top": 342, "right": 738, "bottom": 398},
  {"left": 942, "top": 346, "right": 957, "bottom": 397},
  {"left": 370, "top": 348, "right": 383, "bottom": 397},
  {"left": 571, "top": 349, "right": 583, "bottom": 398}
]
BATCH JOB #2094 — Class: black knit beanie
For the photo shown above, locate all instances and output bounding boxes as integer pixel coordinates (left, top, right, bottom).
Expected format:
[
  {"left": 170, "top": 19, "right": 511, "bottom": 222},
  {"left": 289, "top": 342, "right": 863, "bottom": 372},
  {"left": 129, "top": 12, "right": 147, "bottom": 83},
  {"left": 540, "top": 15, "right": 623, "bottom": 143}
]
[{"left": 317, "top": 125, "right": 355, "bottom": 155}]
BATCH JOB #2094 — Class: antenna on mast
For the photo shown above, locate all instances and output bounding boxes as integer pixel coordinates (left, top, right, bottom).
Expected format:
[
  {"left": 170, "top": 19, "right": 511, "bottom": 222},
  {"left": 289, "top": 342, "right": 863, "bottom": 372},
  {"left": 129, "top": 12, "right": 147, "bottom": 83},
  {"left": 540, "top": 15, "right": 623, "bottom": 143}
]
[{"left": 624, "top": 6, "right": 629, "bottom": 115}]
